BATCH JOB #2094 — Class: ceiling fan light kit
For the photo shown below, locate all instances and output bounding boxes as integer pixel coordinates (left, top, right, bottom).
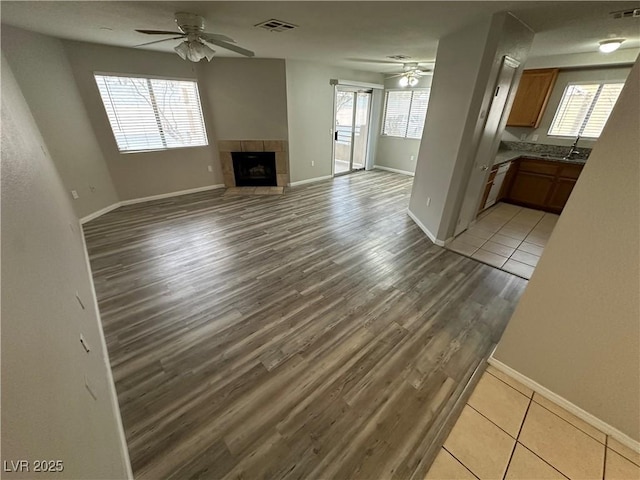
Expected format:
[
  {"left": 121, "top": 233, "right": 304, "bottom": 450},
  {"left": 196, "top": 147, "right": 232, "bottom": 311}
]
[
  {"left": 135, "top": 12, "right": 254, "bottom": 62},
  {"left": 174, "top": 40, "right": 215, "bottom": 62}
]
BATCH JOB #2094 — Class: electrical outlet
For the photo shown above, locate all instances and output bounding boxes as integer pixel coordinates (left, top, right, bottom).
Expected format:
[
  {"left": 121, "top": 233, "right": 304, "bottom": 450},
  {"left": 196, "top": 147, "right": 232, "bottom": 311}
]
[
  {"left": 89, "top": 185, "right": 96, "bottom": 193},
  {"left": 427, "top": 197, "right": 431, "bottom": 206},
  {"left": 311, "top": 161, "right": 315, "bottom": 167},
  {"left": 520, "top": 133, "right": 527, "bottom": 141},
  {"left": 532, "top": 134, "right": 539, "bottom": 142},
  {"left": 71, "top": 190, "right": 79, "bottom": 199},
  {"left": 207, "top": 165, "right": 213, "bottom": 172}
]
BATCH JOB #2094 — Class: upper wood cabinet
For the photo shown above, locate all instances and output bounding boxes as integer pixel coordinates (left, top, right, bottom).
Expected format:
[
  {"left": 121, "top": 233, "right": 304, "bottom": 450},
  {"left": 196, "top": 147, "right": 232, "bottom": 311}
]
[{"left": 506, "top": 68, "right": 559, "bottom": 128}]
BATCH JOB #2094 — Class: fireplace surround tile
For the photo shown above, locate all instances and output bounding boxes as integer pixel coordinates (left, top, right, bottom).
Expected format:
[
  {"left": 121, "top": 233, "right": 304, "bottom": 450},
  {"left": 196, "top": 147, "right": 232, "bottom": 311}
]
[
  {"left": 241, "top": 140, "right": 264, "bottom": 152},
  {"left": 217, "top": 139, "right": 289, "bottom": 188}
]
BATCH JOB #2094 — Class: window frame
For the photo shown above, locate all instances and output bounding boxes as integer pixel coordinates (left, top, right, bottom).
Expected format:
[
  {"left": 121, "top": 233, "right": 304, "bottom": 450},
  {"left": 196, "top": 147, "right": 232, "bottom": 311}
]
[
  {"left": 381, "top": 88, "right": 431, "bottom": 140},
  {"left": 93, "top": 71, "right": 209, "bottom": 154},
  {"left": 547, "top": 80, "right": 624, "bottom": 140}
]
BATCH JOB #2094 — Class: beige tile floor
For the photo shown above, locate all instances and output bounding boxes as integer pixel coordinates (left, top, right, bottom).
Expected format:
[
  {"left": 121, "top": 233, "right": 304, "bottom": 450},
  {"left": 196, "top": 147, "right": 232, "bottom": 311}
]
[
  {"left": 448, "top": 203, "right": 558, "bottom": 279},
  {"left": 426, "top": 365, "right": 640, "bottom": 480}
]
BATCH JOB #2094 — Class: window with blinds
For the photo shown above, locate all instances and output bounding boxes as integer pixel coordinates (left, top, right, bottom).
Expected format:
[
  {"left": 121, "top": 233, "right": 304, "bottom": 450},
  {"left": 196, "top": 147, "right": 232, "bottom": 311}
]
[
  {"left": 548, "top": 82, "right": 624, "bottom": 138},
  {"left": 382, "top": 89, "right": 431, "bottom": 139},
  {"left": 94, "top": 74, "right": 208, "bottom": 153}
]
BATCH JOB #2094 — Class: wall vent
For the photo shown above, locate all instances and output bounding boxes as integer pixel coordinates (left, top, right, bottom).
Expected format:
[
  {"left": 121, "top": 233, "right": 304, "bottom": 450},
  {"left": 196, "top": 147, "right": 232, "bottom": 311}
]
[
  {"left": 387, "top": 55, "right": 412, "bottom": 60},
  {"left": 255, "top": 19, "right": 298, "bottom": 32},
  {"left": 610, "top": 8, "right": 640, "bottom": 19}
]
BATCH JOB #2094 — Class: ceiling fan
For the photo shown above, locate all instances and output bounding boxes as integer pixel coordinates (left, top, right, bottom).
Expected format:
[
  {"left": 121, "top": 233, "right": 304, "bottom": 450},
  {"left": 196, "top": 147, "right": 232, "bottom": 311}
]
[
  {"left": 387, "top": 63, "right": 431, "bottom": 87},
  {"left": 134, "top": 12, "right": 255, "bottom": 62}
]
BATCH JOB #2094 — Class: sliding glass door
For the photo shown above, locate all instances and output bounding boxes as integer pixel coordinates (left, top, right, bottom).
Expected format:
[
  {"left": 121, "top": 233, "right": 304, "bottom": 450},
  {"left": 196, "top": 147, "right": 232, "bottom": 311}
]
[{"left": 333, "top": 87, "right": 372, "bottom": 176}]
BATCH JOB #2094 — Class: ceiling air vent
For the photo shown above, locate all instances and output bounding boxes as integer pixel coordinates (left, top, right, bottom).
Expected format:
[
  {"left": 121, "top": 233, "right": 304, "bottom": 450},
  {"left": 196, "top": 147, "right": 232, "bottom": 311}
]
[
  {"left": 387, "top": 55, "right": 412, "bottom": 60},
  {"left": 255, "top": 19, "right": 298, "bottom": 32},
  {"left": 610, "top": 8, "right": 640, "bottom": 19}
]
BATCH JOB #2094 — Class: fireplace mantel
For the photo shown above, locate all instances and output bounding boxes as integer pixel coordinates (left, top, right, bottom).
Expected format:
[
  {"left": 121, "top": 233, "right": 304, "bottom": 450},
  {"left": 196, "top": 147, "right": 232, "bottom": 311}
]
[{"left": 218, "top": 140, "right": 289, "bottom": 187}]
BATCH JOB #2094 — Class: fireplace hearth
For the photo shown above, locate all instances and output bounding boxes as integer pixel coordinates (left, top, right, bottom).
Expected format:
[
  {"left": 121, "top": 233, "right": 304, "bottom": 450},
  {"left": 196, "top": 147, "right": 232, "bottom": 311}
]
[{"left": 232, "top": 152, "right": 277, "bottom": 187}]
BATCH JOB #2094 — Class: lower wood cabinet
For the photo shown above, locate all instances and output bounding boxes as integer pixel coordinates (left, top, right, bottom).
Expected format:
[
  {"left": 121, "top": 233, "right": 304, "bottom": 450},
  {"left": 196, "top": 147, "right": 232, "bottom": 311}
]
[{"left": 503, "top": 158, "right": 583, "bottom": 213}]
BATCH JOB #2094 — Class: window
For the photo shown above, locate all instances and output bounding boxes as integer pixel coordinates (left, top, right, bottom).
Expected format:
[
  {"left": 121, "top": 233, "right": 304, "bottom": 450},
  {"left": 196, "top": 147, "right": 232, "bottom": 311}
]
[
  {"left": 548, "top": 82, "right": 624, "bottom": 138},
  {"left": 94, "top": 74, "right": 208, "bottom": 153},
  {"left": 382, "top": 89, "right": 431, "bottom": 139}
]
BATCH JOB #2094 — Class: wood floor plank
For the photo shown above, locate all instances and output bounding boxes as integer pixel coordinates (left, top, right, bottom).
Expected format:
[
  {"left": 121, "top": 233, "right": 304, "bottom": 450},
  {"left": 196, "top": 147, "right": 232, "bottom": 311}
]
[{"left": 83, "top": 170, "right": 527, "bottom": 479}]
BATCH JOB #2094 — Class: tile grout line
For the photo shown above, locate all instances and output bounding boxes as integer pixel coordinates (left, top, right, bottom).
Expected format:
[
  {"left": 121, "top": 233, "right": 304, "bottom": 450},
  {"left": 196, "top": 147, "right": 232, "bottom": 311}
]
[
  {"left": 516, "top": 441, "right": 571, "bottom": 479},
  {"left": 528, "top": 395, "right": 607, "bottom": 445},
  {"left": 501, "top": 396, "right": 532, "bottom": 480},
  {"left": 466, "top": 404, "right": 519, "bottom": 440},
  {"left": 442, "top": 446, "right": 481, "bottom": 480},
  {"left": 602, "top": 435, "right": 608, "bottom": 480},
  {"left": 484, "top": 369, "right": 532, "bottom": 399}
]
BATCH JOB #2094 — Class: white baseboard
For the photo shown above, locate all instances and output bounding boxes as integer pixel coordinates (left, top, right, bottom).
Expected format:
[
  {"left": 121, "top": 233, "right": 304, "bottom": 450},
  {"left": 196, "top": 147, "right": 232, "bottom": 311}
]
[
  {"left": 288, "top": 175, "right": 333, "bottom": 187},
  {"left": 407, "top": 209, "right": 446, "bottom": 246},
  {"left": 374, "top": 165, "right": 415, "bottom": 176},
  {"left": 80, "top": 203, "right": 122, "bottom": 225},
  {"left": 119, "top": 184, "right": 225, "bottom": 206},
  {"left": 80, "top": 184, "right": 225, "bottom": 224},
  {"left": 488, "top": 356, "right": 640, "bottom": 453}
]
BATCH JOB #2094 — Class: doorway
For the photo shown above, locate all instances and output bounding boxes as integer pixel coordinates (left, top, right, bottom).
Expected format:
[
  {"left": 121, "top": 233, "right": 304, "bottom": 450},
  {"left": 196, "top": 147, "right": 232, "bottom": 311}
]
[
  {"left": 454, "top": 56, "right": 520, "bottom": 236},
  {"left": 333, "top": 87, "right": 372, "bottom": 176}
]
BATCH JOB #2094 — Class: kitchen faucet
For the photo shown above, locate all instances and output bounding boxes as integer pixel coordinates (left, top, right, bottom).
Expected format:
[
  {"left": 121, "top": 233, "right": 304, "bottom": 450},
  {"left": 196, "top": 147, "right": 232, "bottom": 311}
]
[{"left": 564, "top": 135, "right": 581, "bottom": 160}]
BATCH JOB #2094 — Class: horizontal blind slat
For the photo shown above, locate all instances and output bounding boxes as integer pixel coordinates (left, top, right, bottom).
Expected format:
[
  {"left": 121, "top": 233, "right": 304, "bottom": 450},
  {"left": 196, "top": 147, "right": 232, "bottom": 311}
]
[{"left": 95, "top": 74, "right": 208, "bottom": 152}]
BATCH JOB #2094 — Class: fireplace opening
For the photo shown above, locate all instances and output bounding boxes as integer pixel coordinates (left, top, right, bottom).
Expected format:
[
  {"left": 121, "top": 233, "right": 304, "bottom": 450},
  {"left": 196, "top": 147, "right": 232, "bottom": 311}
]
[{"left": 232, "top": 152, "right": 277, "bottom": 187}]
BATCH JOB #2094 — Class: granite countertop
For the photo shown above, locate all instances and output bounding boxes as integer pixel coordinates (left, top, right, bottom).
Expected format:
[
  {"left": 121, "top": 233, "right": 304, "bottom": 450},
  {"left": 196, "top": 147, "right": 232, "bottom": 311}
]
[{"left": 494, "top": 149, "right": 587, "bottom": 166}]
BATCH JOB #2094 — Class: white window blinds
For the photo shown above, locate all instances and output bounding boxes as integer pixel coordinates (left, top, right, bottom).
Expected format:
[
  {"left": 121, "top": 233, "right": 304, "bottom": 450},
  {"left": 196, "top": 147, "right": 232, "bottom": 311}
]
[
  {"left": 382, "top": 89, "right": 431, "bottom": 139},
  {"left": 548, "top": 82, "right": 624, "bottom": 138},
  {"left": 94, "top": 74, "right": 208, "bottom": 153}
]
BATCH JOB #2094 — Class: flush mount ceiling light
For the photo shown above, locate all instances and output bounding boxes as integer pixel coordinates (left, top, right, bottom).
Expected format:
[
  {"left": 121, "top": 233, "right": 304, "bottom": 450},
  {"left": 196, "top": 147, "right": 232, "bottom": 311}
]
[
  {"left": 174, "top": 40, "right": 215, "bottom": 62},
  {"left": 599, "top": 39, "right": 625, "bottom": 53}
]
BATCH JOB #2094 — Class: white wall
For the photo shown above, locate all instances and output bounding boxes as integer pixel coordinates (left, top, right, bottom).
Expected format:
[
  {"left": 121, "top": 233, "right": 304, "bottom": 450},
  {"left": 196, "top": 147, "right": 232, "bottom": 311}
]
[
  {"left": 1, "top": 25, "right": 118, "bottom": 219},
  {"left": 503, "top": 66, "right": 632, "bottom": 148},
  {"left": 1, "top": 53, "right": 131, "bottom": 479},
  {"left": 374, "top": 75, "right": 432, "bottom": 174},
  {"left": 285, "top": 60, "right": 384, "bottom": 183},
  {"left": 409, "top": 12, "right": 534, "bottom": 242},
  {"left": 494, "top": 56, "right": 640, "bottom": 441}
]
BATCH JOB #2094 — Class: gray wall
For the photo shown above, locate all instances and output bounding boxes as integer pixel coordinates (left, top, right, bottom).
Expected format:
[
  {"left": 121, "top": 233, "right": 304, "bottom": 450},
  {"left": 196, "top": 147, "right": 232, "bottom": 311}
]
[
  {"left": 1, "top": 53, "right": 131, "bottom": 479},
  {"left": 494, "top": 57, "right": 640, "bottom": 441},
  {"left": 63, "top": 40, "right": 223, "bottom": 201},
  {"left": 285, "top": 60, "right": 384, "bottom": 183},
  {"left": 374, "top": 75, "right": 432, "bottom": 174},
  {"left": 1, "top": 25, "right": 119, "bottom": 219},
  {"left": 197, "top": 57, "right": 288, "bottom": 140},
  {"left": 503, "top": 66, "right": 632, "bottom": 148},
  {"left": 409, "top": 12, "right": 533, "bottom": 242}
]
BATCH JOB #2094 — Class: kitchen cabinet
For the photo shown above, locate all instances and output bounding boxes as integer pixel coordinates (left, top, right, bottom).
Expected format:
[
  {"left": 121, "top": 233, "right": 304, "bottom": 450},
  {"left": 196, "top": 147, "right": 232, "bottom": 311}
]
[
  {"left": 506, "top": 69, "right": 559, "bottom": 128},
  {"left": 504, "top": 158, "right": 583, "bottom": 213}
]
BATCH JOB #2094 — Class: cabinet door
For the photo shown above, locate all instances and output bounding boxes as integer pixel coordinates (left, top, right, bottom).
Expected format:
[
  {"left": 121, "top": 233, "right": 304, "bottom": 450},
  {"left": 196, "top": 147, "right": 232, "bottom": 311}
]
[
  {"left": 507, "top": 171, "right": 555, "bottom": 208},
  {"left": 547, "top": 178, "right": 577, "bottom": 213},
  {"left": 506, "top": 69, "right": 559, "bottom": 128}
]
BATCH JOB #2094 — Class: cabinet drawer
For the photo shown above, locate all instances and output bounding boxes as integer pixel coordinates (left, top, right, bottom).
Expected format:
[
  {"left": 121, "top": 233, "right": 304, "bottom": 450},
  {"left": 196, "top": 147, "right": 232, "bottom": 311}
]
[
  {"left": 558, "top": 163, "right": 583, "bottom": 179},
  {"left": 518, "top": 159, "right": 559, "bottom": 176}
]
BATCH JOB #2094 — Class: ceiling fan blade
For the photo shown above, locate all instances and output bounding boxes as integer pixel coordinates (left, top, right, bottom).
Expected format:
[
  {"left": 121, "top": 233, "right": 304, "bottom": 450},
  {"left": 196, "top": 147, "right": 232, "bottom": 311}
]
[
  {"left": 386, "top": 73, "right": 405, "bottom": 78},
  {"left": 134, "top": 36, "right": 184, "bottom": 48},
  {"left": 202, "top": 38, "right": 254, "bottom": 57},
  {"left": 135, "top": 29, "right": 184, "bottom": 35},
  {"left": 201, "top": 32, "right": 236, "bottom": 44}
]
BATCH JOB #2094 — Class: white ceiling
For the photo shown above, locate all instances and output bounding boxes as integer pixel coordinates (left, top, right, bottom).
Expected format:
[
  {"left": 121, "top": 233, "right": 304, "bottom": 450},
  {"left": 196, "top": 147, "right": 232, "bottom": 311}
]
[{"left": 2, "top": 1, "right": 639, "bottom": 72}]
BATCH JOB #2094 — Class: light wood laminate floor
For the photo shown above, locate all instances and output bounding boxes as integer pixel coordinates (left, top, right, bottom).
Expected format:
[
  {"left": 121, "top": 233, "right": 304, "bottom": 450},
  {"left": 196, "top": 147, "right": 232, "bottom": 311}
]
[{"left": 83, "top": 171, "right": 527, "bottom": 479}]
